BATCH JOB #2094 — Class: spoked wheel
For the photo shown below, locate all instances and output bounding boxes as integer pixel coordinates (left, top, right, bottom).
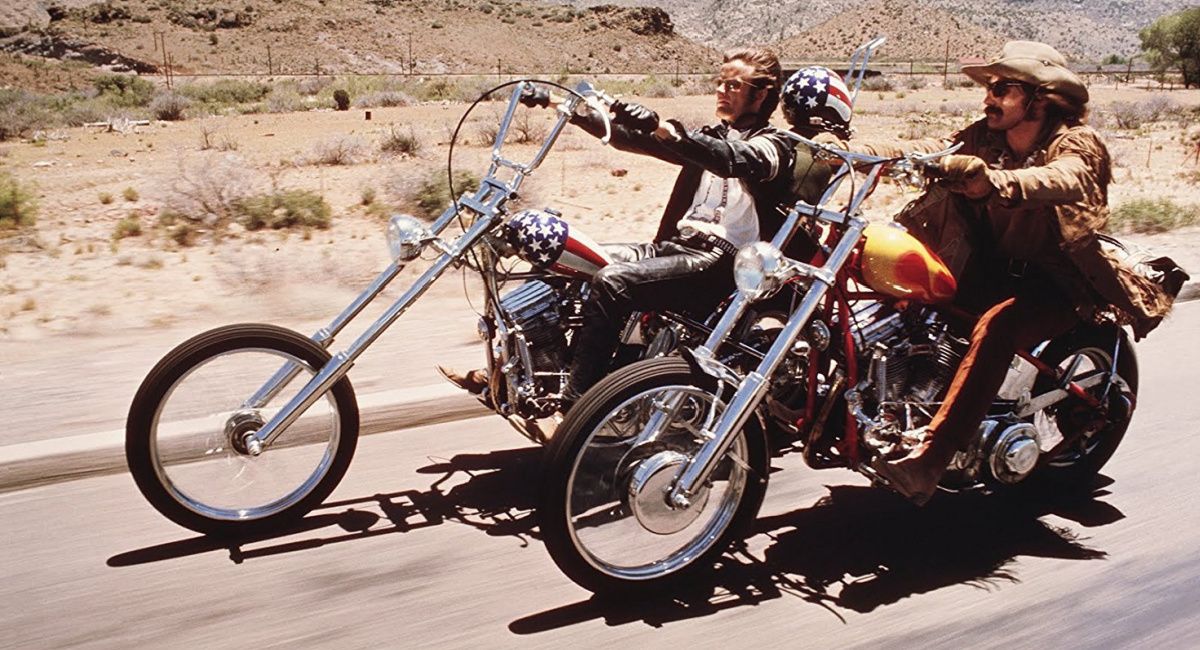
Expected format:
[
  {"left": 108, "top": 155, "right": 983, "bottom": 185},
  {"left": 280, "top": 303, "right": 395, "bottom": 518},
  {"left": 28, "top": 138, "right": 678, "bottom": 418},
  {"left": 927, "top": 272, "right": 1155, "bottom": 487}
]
[
  {"left": 1033, "top": 325, "right": 1138, "bottom": 486},
  {"left": 125, "top": 323, "right": 359, "bottom": 537},
  {"left": 540, "top": 357, "right": 769, "bottom": 596}
]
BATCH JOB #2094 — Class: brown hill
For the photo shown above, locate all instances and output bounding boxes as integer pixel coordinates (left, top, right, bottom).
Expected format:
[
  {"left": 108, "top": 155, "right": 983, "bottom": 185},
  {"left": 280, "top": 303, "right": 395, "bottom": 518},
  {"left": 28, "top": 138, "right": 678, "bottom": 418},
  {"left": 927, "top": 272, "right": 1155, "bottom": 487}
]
[
  {"left": 1, "top": 0, "right": 718, "bottom": 81},
  {"left": 777, "top": 0, "right": 1006, "bottom": 63},
  {"left": 561, "top": 0, "right": 1193, "bottom": 61}
]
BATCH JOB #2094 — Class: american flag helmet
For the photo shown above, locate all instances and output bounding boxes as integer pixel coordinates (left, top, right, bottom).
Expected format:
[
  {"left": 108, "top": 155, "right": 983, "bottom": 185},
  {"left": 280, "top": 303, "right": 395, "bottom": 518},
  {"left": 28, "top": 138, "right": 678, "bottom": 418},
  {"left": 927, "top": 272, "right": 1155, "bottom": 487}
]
[
  {"left": 781, "top": 66, "right": 853, "bottom": 139},
  {"left": 505, "top": 208, "right": 612, "bottom": 278}
]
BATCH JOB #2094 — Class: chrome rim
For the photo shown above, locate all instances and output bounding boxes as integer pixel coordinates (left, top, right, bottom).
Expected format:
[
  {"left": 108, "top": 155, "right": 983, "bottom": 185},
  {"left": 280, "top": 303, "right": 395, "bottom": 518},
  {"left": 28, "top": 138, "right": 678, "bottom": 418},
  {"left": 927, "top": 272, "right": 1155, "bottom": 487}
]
[
  {"left": 150, "top": 347, "right": 340, "bottom": 522},
  {"left": 1035, "top": 346, "right": 1119, "bottom": 467},
  {"left": 565, "top": 385, "right": 749, "bottom": 581}
]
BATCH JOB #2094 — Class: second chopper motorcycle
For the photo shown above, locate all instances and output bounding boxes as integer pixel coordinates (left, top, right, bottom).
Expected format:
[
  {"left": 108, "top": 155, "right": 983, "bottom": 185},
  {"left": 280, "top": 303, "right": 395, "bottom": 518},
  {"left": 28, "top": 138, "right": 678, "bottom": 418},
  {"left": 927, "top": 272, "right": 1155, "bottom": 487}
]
[{"left": 538, "top": 134, "right": 1169, "bottom": 595}]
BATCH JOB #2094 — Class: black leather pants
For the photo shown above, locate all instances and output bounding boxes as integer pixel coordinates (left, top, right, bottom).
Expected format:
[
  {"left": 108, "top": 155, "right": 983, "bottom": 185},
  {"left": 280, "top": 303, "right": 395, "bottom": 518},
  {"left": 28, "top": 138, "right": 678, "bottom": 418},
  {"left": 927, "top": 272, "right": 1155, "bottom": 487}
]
[{"left": 565, "top": 240, "right": 734, "bottom": 402}]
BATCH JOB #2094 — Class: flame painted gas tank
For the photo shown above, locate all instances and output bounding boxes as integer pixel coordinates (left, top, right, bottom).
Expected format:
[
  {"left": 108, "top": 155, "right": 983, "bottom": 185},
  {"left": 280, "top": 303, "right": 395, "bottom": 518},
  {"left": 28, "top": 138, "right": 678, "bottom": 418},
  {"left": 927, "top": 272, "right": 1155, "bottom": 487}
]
[
  {"left": 858, "top": 224, "right": 957, "bottom": 303},
  {"left": 506, "top": 208, "right": 613, "bottom": 279}
]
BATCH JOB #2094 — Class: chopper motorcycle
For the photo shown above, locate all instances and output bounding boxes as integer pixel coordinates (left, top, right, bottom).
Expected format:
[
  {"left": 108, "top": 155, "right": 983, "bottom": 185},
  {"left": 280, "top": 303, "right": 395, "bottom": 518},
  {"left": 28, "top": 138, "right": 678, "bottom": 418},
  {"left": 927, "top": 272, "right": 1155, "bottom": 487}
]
[
  {"left": 538, "top": 136, "right": 1147, "bottom": 595},
  {"left": 124, "top": 80, "right": 734, "bottom": 537}
]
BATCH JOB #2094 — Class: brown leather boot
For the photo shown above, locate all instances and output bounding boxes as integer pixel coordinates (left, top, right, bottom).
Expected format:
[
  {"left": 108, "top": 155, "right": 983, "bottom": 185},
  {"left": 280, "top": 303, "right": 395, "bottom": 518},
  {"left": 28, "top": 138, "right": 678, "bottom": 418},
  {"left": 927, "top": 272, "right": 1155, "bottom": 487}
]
[
  {"left": 436, "top": 366, "right": 489, "bottom": 395},
  {"left": 871, "top": 452, "right": 942, "bottom": 506}
]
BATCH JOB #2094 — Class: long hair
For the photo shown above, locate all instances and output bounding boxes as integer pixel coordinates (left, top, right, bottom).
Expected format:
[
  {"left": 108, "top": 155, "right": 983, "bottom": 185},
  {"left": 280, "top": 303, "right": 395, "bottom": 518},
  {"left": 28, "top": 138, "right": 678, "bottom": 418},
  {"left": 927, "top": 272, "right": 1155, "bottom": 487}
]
[
  {"left": 724, "top": 46, "right": 782, "bottom": 121},
  {"left": 1040, "top": 90, "right": 1089, "bottom": 126}
]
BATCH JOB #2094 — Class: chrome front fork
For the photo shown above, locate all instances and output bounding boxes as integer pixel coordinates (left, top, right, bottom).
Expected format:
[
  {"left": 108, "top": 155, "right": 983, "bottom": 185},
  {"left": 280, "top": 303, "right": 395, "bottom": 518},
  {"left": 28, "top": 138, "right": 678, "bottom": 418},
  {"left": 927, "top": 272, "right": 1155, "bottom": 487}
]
[
  {"left": 243, "top": 211, "right": 500, "bottom": 450},
  {"left": 667, "top": 217, "right": 867, "bottom": 506}
]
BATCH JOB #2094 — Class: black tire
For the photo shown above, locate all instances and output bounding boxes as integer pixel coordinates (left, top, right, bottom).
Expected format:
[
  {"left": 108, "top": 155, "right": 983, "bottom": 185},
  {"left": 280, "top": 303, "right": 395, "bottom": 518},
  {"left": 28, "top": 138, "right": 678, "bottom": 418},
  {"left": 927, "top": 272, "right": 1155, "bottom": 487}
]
[
  {"left": 1032, "top": 324, "right": 1138, "bottom": 486},
  {"left": 540, "top": 357, "right": 769, "bottom": 596},
  {"left": 126, "top": 323, "right": 359, "bottom": 537}
]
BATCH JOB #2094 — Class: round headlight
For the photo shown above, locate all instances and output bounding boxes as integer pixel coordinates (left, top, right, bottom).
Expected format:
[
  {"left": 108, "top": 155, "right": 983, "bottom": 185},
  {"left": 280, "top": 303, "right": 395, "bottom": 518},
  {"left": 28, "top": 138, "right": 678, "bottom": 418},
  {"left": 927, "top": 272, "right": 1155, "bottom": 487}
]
[
  {"left": 387, "top": 214, "right": 429, "bottom": 262},
  {"left": 734, "top": 242, "right": 784, "bottom": 300}
]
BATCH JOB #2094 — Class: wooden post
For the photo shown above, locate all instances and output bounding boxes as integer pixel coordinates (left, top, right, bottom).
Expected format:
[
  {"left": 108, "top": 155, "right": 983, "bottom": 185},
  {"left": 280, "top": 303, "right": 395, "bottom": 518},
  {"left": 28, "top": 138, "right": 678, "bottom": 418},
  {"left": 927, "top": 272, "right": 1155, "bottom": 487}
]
[
  {"left": 267, "top": 43, "right": 273, "bottom": 75},
  {"left": 408, "top": 33, "right": 414, "bottom": 76},
  {"left": 497, "top": 58, "right": 502, "bottom": 80},
  {"left": 943, "top": 37, "right": 950, "bottom": 87}
]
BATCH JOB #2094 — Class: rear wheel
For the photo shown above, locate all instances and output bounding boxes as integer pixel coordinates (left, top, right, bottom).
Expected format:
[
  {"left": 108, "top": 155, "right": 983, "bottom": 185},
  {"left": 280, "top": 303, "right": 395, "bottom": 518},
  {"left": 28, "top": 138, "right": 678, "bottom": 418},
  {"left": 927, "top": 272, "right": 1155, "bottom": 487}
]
[
  {"left": 540, "top": 357, "right": 769, "bottom": 596},
  {"left": 1033, "top": 325, "right": 1138, "bottom": 486}
]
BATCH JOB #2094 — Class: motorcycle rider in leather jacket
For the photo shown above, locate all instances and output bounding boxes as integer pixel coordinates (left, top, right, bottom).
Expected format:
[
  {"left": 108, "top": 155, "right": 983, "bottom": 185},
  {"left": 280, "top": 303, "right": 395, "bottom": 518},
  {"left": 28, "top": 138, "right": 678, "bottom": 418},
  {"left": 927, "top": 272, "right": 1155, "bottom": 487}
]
[{"left": 441, "top": 53, "right": 858, "bottom": 411}]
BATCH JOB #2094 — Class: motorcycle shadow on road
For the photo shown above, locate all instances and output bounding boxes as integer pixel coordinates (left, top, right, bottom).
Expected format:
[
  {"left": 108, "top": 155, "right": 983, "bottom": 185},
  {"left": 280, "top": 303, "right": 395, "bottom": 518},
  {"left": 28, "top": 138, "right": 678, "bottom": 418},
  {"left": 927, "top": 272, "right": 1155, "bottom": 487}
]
[
  {"left": 106, "top": 446, "right": 543, "bottom": 567},
  {"left": 510, "top": 476, "right": 1122, "bottom": 633}
]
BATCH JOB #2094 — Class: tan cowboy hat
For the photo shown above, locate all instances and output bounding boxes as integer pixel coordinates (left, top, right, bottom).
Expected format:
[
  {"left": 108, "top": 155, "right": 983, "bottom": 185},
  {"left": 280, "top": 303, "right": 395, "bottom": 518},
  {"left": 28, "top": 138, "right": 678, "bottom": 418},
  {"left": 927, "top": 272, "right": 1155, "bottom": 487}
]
[{"left": 961, "top": 40, "right": 1088, "bottom": 104}]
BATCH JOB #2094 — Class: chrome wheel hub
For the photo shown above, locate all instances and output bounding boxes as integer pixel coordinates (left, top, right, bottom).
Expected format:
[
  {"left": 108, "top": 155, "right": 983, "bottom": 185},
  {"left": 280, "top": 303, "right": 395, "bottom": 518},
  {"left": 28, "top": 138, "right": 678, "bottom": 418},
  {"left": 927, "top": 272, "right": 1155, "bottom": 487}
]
[{"left": 628, "top": 450, "right": 710, "bottom": 535}]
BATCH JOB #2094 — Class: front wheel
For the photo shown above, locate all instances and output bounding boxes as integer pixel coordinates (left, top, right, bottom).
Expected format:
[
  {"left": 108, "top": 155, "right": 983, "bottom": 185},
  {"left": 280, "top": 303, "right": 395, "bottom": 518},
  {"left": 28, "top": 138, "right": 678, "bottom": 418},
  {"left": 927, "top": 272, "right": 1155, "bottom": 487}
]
[
  {"left": 539, "top": 357, "right": 769, "bottom": 596},
  {"left": 125, "top": 323, "right": 359, "bottom": 537}
]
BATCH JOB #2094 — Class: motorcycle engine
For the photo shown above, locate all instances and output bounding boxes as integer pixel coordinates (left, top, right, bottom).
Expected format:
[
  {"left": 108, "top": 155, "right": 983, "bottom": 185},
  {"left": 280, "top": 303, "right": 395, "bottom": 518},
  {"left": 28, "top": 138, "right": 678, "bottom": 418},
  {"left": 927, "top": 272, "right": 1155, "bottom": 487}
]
[
  {"left": 858, "top": 305, "right": 969, "bottom": 457},
  {"left": 488, "top": 280, "right": 572, "bottom": 415},
  {"left": 858, "top": 305, "right": 969, "bottom": 408}
]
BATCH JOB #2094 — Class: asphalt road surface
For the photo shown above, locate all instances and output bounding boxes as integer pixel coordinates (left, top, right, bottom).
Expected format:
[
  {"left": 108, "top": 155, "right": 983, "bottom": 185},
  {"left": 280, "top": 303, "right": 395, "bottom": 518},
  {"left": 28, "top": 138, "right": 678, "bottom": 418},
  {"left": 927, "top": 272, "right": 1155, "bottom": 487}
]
[{"left": 3, "top": 303, "right": 1200, "bottom": 649}]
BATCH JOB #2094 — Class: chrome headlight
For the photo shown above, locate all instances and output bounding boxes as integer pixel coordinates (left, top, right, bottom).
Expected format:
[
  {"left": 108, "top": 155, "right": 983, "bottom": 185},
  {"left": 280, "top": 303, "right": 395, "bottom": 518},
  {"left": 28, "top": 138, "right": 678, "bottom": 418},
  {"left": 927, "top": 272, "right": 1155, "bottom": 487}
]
[
  {"left": 734, "top": 242, "right": 785, "bottom": 300},
  {"left": 387, "top": 214, "right": 429, "bottom": 262}
]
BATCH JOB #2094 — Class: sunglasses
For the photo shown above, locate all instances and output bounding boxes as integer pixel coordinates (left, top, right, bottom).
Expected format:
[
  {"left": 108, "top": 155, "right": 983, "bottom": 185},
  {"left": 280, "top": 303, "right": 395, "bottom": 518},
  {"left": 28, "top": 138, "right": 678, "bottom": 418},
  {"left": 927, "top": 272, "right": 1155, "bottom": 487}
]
[
  {"left": 986, "top": 80, "right": 1028, "bottom": 99},
  {"left": 715, "top": 77, "right": 761, "bottom": 93}
]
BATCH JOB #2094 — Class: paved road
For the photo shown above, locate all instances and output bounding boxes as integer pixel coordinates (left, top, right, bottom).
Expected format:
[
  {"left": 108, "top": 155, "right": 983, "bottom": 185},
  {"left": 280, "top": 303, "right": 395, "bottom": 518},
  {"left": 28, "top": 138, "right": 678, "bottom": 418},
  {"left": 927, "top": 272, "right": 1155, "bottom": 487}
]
[{"left": 3, "top": 304, "right": 1200, "bottom": 649}]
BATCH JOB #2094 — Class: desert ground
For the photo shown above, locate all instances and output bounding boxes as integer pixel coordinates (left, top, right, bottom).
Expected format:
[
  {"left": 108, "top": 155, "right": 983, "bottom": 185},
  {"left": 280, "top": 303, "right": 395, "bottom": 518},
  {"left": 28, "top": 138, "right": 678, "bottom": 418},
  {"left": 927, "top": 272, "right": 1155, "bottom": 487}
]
[{"left": 2, "top": 77, "right": 1199, "bottom": 445}]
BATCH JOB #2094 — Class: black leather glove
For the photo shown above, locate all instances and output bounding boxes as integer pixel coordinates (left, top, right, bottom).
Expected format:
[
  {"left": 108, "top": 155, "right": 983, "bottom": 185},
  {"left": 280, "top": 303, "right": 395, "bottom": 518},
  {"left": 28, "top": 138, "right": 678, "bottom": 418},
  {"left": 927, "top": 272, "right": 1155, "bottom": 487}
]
[
  {"left": 611, "top": 100, "right": 659, "bottom": 132},
  {"left": 519, "top": 86, "right": 550, "bottom": 109}
]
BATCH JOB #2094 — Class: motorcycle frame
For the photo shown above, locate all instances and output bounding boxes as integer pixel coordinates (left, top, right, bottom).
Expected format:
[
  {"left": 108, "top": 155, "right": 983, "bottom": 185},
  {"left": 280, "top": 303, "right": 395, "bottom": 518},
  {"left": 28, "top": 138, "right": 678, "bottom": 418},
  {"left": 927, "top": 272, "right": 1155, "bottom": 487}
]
[{"left": 241, "top": 81, "right": 611, "bottom": 451}]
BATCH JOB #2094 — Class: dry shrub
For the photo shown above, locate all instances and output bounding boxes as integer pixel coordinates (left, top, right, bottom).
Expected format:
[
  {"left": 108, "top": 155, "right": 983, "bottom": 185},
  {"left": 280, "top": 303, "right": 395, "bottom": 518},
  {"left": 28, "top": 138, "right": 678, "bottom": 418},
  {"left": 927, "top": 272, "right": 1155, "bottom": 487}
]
[
  {"left": 1099, "top": 96, "right": 1177, "bottom": 130},
  {"left": 641, "top": 78, "right": 677, "bottom": 98},
  {"left": 298, "top": 77, "right": 333, "bottom": 96},
  {"left": 387, "top": 168, "right": 481, "bottom": 218},
  {"left": 150, "top": 93, "right": 191, "bottom": 121},
  {"left": 355, "top": 91, "right": 414, "bottom": 108},
  {"left": 0, "top": 90, "right": 53, "bottom": 141},
  {"left": 1108, "top": 198, "right": 1199, "bottom": 233},
  {"left": 266, "top": 90, "right": 307, "bottom": 114},
  {"left": 0, "top": 172, "right": 38, "bottom": 230},
  {"left": 308, "top": 135, "right": 369, "bottom": 165},
  {"left": 861, "top": 75, "right": 895, "bottom": 92},
  {"left": 512, "top": 110, "right": 549, "bottom": 143},
  {"left": 899, "top": 119, "right": 944, "bottom": 140},
  {"left": 112, "top": 216, "right": 142, "bottom": 240},
  {"left": 158, "top": 153, "right": 257, "bottom": 236},
  {"left": 937, "top": 101, "right": 977, "bottom": 118},
  {"left": 379, "top": 125, "right": 422, "bottom": 156},
  {"left": 235, "top": 189, "right": 332, "bottom": 231}
]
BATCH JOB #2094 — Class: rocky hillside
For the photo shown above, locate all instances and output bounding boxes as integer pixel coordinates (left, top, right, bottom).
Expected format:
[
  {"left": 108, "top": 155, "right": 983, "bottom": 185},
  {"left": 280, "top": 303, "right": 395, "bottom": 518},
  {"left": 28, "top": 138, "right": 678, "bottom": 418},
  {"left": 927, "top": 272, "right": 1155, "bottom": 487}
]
[
  {"left": 777, "top": 0, "right": 1007, "bottom": 62},
  {"left": 556, "top": 0, "right": 1195, "bottom": 61},
  {"left": 0, "top": 0, "right": 717, "bottom": 82}
]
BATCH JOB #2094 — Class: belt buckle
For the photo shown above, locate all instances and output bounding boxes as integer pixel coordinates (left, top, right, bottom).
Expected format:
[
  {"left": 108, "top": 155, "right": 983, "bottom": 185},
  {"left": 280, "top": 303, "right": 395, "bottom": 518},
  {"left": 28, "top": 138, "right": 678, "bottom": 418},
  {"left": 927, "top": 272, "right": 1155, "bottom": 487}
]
[{"left": 1007, "top": 258, "right": 1027, "bottom": 278}]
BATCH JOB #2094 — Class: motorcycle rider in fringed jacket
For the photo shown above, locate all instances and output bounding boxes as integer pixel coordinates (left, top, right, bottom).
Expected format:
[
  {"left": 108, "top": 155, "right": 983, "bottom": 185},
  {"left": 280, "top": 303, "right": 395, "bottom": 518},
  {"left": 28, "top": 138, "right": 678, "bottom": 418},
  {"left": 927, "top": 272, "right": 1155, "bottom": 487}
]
[{"left": 861, "top": 41, "right": 1187, "bottom": 504}]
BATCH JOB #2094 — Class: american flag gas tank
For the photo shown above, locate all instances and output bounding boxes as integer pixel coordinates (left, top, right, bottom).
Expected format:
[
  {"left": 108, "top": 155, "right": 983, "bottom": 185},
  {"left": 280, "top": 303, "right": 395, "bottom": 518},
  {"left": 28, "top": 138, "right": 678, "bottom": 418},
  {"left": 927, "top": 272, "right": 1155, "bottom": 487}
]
[{"left": 505, "top": 208, "right": 612, "bottom": 278}]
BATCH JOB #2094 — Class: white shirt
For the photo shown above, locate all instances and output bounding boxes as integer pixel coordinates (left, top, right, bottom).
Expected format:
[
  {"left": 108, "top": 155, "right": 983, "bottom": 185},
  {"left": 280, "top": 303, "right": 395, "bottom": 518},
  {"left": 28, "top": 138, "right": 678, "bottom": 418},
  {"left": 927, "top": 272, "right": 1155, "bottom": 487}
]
[{"left": 676, "top": 128, "right": 781, "bottom": 247}]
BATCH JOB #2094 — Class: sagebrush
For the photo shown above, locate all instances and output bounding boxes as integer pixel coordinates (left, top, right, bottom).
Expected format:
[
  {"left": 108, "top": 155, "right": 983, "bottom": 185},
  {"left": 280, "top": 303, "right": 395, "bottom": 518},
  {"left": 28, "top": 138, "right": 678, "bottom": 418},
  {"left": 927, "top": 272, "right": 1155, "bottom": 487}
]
[{"left": 0, "top": 172, "right": 37, "bottom": 230}]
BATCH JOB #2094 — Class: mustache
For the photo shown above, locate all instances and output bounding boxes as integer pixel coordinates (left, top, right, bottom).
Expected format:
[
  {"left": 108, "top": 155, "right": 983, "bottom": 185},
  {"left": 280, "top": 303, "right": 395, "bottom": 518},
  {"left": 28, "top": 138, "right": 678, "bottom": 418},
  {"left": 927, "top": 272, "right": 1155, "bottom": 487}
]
[{"left": 985, "top": 106, "right": 1003, "bottom": 117}]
